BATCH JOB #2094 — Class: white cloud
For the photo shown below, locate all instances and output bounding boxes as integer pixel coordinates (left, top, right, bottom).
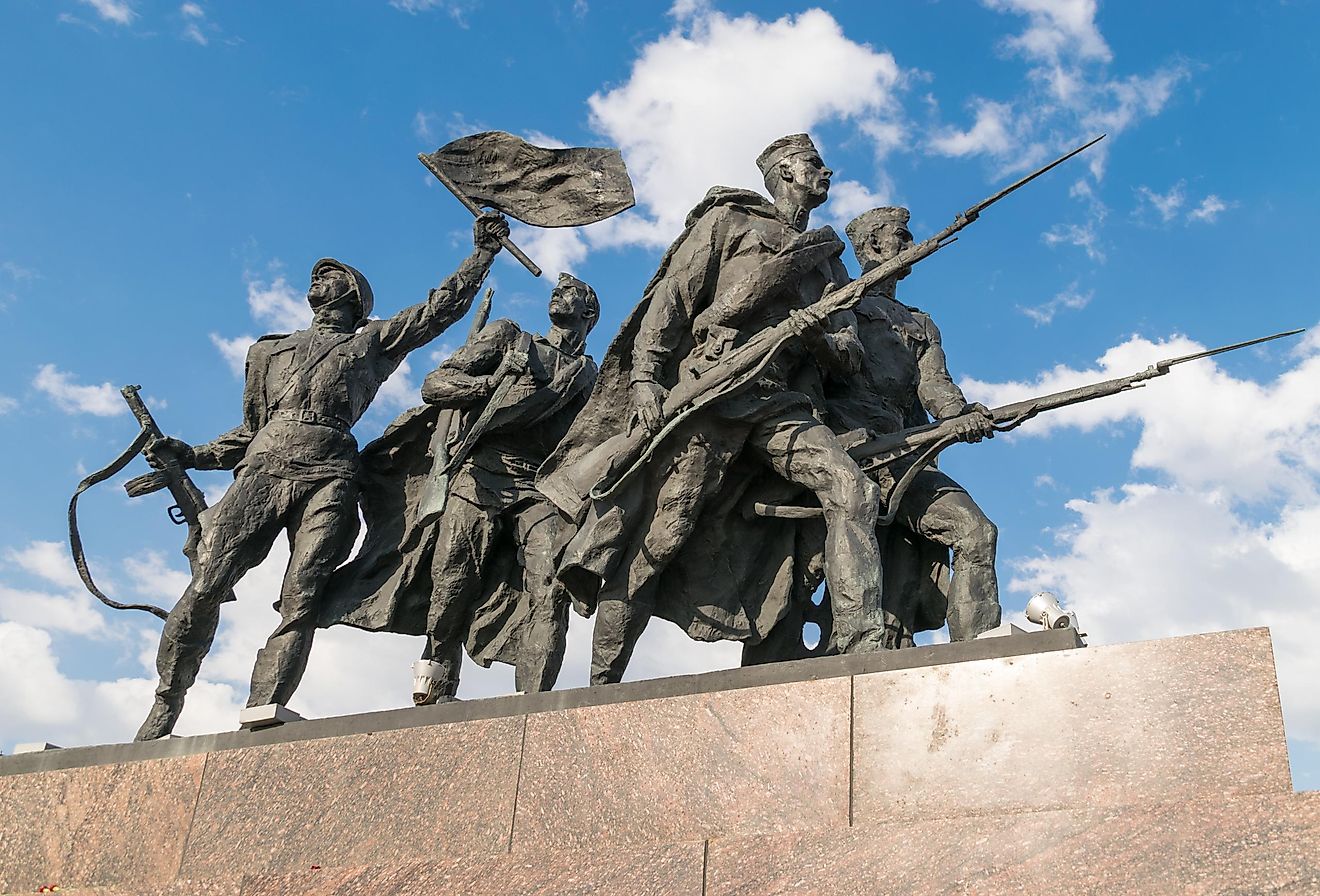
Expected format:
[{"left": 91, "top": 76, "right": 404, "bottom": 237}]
[
  {"left": 33, "top": 364, "right": 124, "bottom": 417},
  {"left": 182, "top": 22, "right": 208, "bottom": 45},
  {"left": 1042, "top": 221, "right": 1104, "bottom": 261},
  {"left": 1136, "top": 180, "right": 1186, "bottom": 223},
  {"left": 962, "top": 329, "right": 1320, "bottom": 503},
  {"left": 1017, "top": 281, "right": 1092, "bottom": 325},
  {"left": 371, "top": 358, "right": 422, "bottom": 415},
  {"left": 122, "top": 550, "right": 192, "bottom": 603},
  {"left": 0, "top": 395, "right": 16, "bottom": 415},
  {"left": 1188, "top": 194, "right": 1231, "bottom": 223},
  {"left": 972, "top": 326, "right": 1320, "bottom": 748},
  {"left": 819, "top": 179, "right": 892, "bottom": 232},
  {"left": 245, "top": 271, "right": 311, "bottom": 332},
  {"left": 210, "top": 333, "right": 254, "bottom": 377},
  {"left": 984, "top": 0, "right": 1111, "bottom": 65},
  {"left": 1011, "top": 483, "right": 1320, "bottom": 749},
  {"left": 509, "top": 223, "right": 591, "bottom": 279},
  {"left": 929, "top": 99, "right": 1018, "bottom": 158},
  {"left": 0, "top": 586, "right": 107, "bottom": 637},
  {"left": 180, "top": 2, "right": 203, "bottom": 17},
  {"left": 78, "top": 0, "right": 135, "bottom": 25},
  {"left": 930, "top": 1, "right": 1187, "bottom": 184},
  {"left": 586, "top": 7, "right": 905, "bottom": 248},
  {"left": 6, "top": 540, "right": 84, "bottom": 590}
]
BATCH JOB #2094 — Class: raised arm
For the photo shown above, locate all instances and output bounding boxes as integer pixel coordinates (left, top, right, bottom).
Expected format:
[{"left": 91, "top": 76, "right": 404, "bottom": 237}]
[{"left": 374, "top": 213, "right": 509, "bottom": 362}]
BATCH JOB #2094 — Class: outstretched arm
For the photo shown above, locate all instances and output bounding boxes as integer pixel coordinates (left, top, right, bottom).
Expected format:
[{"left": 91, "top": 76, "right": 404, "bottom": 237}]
[{"left": 375, "top": 213, "right": 509, "bottom": 362}]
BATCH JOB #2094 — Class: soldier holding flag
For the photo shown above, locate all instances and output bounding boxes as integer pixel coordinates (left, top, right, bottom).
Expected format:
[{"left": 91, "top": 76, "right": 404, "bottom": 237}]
[{"left": 134, "top": 213, "right": 509, "bottom": 740}]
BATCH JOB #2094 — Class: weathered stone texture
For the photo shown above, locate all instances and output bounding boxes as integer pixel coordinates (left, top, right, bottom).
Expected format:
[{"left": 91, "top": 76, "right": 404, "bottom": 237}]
[{"left": 851, "top": 628, "right": 1290, "bottom": 825}]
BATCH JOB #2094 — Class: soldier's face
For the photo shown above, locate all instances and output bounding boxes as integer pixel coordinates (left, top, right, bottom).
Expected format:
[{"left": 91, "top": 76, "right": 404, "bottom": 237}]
[
  {"left": 784, "top": 153, "right": 833, "bottom": 208},
  {"left": 549, "top": 285, "right": 597, "bottom": 334},
  {"left": 308, "top": 268, "right": 355, "bottom": 311},
  {"left": 866, "top": 225, "right": 914, "bottom": 278}
]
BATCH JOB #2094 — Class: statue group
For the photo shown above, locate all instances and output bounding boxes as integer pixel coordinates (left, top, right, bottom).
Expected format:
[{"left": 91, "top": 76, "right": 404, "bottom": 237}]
[{"left": 86, "top": 130, "right": 1284, "bottom": 741}]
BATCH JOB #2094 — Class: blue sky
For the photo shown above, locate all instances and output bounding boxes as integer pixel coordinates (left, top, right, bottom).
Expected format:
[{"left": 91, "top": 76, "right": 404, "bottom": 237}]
[{"left": 2, "top": 0, "right": 1319, "bottom": 788}]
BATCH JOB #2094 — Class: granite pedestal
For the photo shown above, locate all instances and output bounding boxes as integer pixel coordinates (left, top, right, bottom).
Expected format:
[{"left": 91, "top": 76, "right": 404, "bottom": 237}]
[{"left": 1, "top": 627, "right": 1314, "bottom": 895}]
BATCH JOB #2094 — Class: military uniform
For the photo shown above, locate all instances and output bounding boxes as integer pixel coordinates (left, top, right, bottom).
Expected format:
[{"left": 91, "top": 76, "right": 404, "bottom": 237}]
[
  {"left": 829, "top": 206, "right": 1001, "bottom": 643},
  {"left": 139, "top": 250, "right": 493, "bottom": 739}
]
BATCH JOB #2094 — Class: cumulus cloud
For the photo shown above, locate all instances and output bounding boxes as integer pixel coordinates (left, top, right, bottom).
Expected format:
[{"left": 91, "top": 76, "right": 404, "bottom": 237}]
[
  {"left": 245, "top": 270, "right": 312, "bottom": 332},
  {"left": 962, "top": 330, "right": 1320, "bottom": 502},
  {"left": 371, "top": 357, "right": 422, "bottom": 415},
  {"left": 6, "top": 540, "right": 84, "bottom": 590},
  {"left": 967, "top": 328, "right": 1320, "bottom": 746},
  {"left": 78, "top": 0, "right": 135, "bottom": 25},
  {"left": 0, "top": 395, "right": 17, "bottom": 415},
  {"left": 33, "top": 364, "right": 124, "bottom": 416},
  {"left": 210, "top": 333, "right": 254, "bottom": 377},
  {"left": 985, "top": 0, "right": 1111, "bottom": 65},
  {"left": 929, "top": 99, "right": 1018, "bottom": 159},
  {"left": 586, "top": 6, "right": 906, "bottom": 248}
]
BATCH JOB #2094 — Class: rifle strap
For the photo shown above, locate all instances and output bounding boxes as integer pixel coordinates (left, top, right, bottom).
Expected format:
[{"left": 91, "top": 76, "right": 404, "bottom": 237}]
[{"left": 68, "top": 428, "right": 171, "bottom": 621}]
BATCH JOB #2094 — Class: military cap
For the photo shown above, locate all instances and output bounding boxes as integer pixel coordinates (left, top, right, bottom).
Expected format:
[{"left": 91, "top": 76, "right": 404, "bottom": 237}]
[{"left": 756, "top": 133, "right": 821, "bottom": 178}]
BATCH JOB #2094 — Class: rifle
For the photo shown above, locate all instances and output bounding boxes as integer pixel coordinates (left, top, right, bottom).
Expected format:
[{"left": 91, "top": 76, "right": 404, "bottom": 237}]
[
  {"left": 751, "top": 329, "right": 1305, "bottom": 522},
  {"left": 415, "top": 287, "right": 495, "bottom": 526},
  {"left": 581, "top": 134, "right": 1106, "bottom": 504},
  {"left": 68, "top": 385, "right": 233, "bottom": 620}
]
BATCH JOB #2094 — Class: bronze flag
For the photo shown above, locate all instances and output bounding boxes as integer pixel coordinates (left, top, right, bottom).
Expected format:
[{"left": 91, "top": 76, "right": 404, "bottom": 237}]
[{"left": 421, "top": 130, "right": 635, "bottom": 228}]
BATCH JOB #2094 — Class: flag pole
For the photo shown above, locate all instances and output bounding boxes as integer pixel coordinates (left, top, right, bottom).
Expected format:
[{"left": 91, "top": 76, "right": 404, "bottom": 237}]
[{"left": 419, "top": 153, "right": 543, "bottom": 277}]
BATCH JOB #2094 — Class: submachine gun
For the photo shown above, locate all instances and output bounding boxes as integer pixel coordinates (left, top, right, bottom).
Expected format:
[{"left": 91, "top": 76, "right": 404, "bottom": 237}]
[
  {"left": 67, "top": 385, "right": 233, "bottom": 620},
  {"left": 752, "top": 329, "right": 1305, "bottom": 522}
]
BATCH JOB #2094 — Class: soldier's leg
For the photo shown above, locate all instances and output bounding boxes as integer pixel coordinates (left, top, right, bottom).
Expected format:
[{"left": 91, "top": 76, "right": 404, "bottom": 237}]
[
  {"left": 136, "top": 472, "right": 286, "bottom": 740},
  {"left": 590, "top": 435, "right": 720, "bottom": 685},
  {"left": 750, "top": 412, "right": 885, "bottom": 654},
  {"left": 246, "top": 477, "right": 359, "bottom": 708},
  {"left": 417, "top": 494, "right": 497, "bottom": 703},
  {"left": 895, "top": 469, "right": 1000, "bottom": 640},
  {"left": 512, "top": 502, "right": 570, "bottom": 693}
]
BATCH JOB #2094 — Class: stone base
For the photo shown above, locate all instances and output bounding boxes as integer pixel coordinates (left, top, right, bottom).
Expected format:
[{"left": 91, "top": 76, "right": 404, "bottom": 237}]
[{"left": 1, "top": 627, "right": 1314, "bottom": 895}]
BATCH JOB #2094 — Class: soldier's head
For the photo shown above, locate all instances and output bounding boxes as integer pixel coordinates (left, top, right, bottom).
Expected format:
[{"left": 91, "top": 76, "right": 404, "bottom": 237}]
[
  {"left": 548, "top": 272, "right": 599, "bottom": 337},
  {"left": 846, "top": 207, "right": 914, "bottom": 278},
  {"left": 757, "top": 134, "right": 833, "bottom": 211},
  {"left": 308, "top": 258, "right": 375, "bottom": 328}
]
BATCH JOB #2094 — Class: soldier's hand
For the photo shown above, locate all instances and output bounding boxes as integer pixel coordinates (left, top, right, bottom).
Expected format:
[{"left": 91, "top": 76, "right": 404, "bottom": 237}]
[
  {"left": 630, "top": 381, "right": 668, "bottom": 435},
  {"left": 948, "top": 403, "right": 995, "bottom": 444},
  {"left": 473, "top": 212, "right": 510, "bottom": 254},
  {"left": 144, "top": 436, "right": 196, "bottom": 470},
  {"left": 787, "top": 304, "right": 829, "bottom": 339}
]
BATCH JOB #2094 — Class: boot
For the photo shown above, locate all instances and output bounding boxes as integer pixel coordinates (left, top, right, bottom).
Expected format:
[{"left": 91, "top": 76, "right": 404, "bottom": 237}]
[{"left": 135, "top": 695, "right": 182, "bottom": 741}]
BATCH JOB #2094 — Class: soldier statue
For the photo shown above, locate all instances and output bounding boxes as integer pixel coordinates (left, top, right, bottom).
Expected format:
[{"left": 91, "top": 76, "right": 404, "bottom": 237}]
[
  {"left": 539, "top": 134, "right": 892, "bottom": 684},
  {"left": 828, "top": 207, "right": 1001, "bottom": 644},
  {"left": 318, "top": 273, "right": 600, "bottom": 703},
  {"left": 133, "top": 212, "right": 509, "bottom": 740}
]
